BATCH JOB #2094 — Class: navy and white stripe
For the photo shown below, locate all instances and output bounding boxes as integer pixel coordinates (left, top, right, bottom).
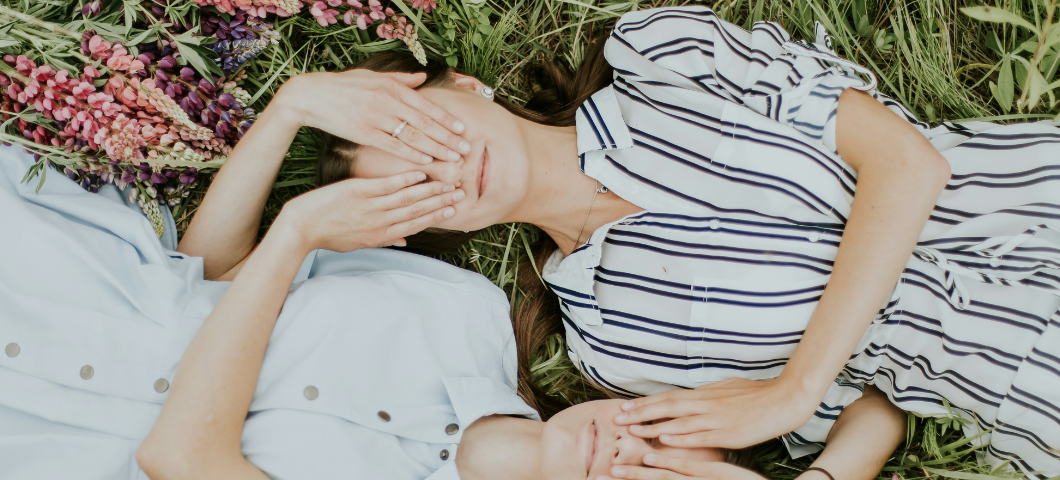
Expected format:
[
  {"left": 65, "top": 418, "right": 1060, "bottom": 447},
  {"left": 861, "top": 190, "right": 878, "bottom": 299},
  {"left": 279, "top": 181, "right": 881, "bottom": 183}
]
[{"left": 546, "top": 6, "right": 1060, "bottom": 477}]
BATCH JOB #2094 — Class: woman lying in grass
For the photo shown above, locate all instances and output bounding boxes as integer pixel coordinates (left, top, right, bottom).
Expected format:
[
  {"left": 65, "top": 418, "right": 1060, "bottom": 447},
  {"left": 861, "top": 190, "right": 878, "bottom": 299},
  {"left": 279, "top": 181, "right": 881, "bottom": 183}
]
[
  {"left": 300, "top": 6, "right": 1060, "bottom": 479},
  {"left": 0, "top": 22, "right": 903, "bottom": 480}
]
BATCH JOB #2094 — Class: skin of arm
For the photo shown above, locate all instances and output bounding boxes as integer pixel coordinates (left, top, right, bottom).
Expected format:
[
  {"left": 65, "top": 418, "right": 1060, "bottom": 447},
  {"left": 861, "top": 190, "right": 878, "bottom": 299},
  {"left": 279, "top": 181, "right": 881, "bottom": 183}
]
[
  {"left": 604, "top": 385, "right": 907, "bottom": 480},
  {"left": 617, "top": 88, "right": 952, "bottom": 449},
  {"left": 136, "top": 170, "right": 462, "bottom": 479},
  {"left": 179, "top": 71, "right": 469, "bottom": 281}
]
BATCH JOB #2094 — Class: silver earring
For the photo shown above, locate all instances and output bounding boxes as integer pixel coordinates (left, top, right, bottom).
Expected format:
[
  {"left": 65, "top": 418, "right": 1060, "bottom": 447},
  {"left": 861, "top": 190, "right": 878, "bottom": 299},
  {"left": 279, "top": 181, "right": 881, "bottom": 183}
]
[
  {"left": 463, "top": 230, "right": 469, "bottom": 233},
  {"left": 479, "top": 85, "right": 494, "bottom": 101}
]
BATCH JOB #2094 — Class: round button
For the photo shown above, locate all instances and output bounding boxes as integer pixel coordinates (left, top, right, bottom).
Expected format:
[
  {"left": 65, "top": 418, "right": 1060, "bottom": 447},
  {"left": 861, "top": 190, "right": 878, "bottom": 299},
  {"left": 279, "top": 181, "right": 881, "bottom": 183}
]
[
  {"left": 808, "top": 233, "right": 820, "bottom": 242},
  {"left": 709, "top": 219, "right": 720, "bottom": 230},
  {"left": 439, "top": 449, "right": 450, "bottom": 461},
  {"left": 80, "top": 365, "right": 94, "bottom": 380},
  {"left": 154, "top": 378, "right": 169, "bottom": 393},
  {"left": 445, "top": 423, "right": 460, "bottom": 435},
  {"left": 378, "top": 411, "right": 391, "bottom": 422},
  {"left": 5, "top": 343, "right": 19, "bottom": 358},
  {"left": 303, "top": 386, "right": 319, "bottom": 400},
  {"left": 989, "top": 257, "right": 1001, "bottom": 267}
]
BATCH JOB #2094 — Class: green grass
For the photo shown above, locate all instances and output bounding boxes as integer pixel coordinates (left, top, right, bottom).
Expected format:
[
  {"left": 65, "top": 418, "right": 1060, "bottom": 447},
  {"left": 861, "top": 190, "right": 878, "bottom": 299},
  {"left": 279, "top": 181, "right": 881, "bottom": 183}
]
[{"left": 197, "top": 0, "right": 1055, "bottom": 477}]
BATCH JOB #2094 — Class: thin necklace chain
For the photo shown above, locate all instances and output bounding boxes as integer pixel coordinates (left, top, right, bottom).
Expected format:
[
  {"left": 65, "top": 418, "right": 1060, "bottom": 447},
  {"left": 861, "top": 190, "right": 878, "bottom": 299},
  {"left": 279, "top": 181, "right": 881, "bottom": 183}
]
[{"left": 576, "top": 179, "right": 606, "bottom": 247}]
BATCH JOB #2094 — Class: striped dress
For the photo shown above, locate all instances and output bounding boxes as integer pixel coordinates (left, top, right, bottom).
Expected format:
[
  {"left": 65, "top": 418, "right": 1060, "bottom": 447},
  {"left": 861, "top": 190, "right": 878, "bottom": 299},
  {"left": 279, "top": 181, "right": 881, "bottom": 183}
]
[{"left": 541, "top": 6, "right": 1060, "bottom": 477}]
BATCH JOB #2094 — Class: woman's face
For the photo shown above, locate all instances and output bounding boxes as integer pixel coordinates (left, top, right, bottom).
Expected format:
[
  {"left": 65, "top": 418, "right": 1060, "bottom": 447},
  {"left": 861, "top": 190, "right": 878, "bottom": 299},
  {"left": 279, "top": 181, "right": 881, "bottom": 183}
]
[
  {"left": 351, "top": 85, "right": 531, "bottom": 231},
  {"left": 541, "top": 399, "right": 724, "bottom": 479}
]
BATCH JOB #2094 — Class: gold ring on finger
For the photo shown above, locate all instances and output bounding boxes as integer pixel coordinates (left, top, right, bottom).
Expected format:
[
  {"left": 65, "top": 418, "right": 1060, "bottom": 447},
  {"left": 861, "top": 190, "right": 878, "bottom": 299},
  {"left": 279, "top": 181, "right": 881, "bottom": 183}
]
[{"left": 392, "top": 120, "right": 408, "bottom": 138}]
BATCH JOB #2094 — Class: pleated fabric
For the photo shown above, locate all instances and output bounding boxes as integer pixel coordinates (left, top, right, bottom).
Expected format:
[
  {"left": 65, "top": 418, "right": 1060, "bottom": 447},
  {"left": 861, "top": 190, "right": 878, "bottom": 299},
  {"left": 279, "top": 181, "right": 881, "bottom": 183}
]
[{"left": 541, "top": 6, "right": 1060, "bottom": 476}]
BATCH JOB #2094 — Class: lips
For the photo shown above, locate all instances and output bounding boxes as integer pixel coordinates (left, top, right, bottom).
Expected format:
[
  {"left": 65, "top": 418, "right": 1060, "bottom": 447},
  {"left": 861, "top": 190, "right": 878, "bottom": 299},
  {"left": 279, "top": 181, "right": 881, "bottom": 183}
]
[
  {"left": 477, "top": 146, "right": 490, "bottom": 198},
  {"left": 584, "top": 420, "right": 597, "bottom": 475}
]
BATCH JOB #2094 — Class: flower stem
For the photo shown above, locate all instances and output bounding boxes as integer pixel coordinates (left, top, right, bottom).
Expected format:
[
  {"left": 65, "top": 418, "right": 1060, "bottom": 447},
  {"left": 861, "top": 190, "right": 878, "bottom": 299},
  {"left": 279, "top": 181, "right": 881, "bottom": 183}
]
[{"left": 0, "top": 5, "right": 80, "bottom": 38}]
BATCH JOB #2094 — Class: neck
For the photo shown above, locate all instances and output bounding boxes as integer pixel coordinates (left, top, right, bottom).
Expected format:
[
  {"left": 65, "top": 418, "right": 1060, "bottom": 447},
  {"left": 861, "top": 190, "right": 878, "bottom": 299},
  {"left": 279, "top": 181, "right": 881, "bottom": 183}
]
[
  {"left": 457, "top": 415, "right": 542, "bottom": 480},
  {"left": 507, "top": 120, "right": 639, "bottom": 256}
]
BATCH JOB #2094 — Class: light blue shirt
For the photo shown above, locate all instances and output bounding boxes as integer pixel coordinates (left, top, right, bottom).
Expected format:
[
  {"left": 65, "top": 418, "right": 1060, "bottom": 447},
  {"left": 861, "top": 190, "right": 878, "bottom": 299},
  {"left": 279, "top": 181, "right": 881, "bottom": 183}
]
[{"left": 0, "top": 146, "right": 537, "bottom": 480}]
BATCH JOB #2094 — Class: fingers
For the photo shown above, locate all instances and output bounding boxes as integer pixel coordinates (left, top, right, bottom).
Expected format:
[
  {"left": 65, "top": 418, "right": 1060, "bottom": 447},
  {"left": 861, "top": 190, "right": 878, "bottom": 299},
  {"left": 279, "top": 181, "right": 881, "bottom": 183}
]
[
  {"left": 360, "top": 171, "right": 429, "bottom": 197},
  {"left": 384, "top": 203, "right": 458, "bottom": 243},
  {"left": 627, "top": 411, "right": 718, "bottom": 439},
  {"left": 364, "top": 128, "right": 433, "bottom": 165},
  {"left": 392, "top": 104, "right": 466, "bottom": 162},
  {"left": 395, "top": 83, "right": 466, "bottom": 136},
  {"left": 389, "top": 71, "right": 427, "bottom": 88},
  {"left": 658, "top": 430, "right": 735, "bottom": 449},
  {"left": 384, "top": 187, "right": 464, "bottom": 224},
  {"left": 375, "top": 180, "right": 452, "bottom": 209},
  {"left": 602, "top": 465, "right": 688, "bottom": 480},
  {"left": 615, "top": 393, "right": 705, "bottom": 426}
]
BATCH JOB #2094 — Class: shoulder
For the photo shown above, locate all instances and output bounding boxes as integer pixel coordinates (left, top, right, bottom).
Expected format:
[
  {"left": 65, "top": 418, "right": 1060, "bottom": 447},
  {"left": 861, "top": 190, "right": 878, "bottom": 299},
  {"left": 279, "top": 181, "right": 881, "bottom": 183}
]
[
  {"left": 612, "top": 6, "right": 721, "bottom": 39},
  {"left": 303, "top": 248, "right": 509, "bottom": 308}
]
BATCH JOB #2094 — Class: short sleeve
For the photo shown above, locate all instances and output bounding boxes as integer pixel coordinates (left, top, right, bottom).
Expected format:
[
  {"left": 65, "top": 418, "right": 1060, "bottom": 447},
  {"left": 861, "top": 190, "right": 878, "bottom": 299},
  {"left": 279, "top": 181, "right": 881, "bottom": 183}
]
[
  {"left": 607, "top": 9, "right": 929, "bottom": 153},
  {"left": 781, "top": 370, "right": 866, "bottom": 458}
]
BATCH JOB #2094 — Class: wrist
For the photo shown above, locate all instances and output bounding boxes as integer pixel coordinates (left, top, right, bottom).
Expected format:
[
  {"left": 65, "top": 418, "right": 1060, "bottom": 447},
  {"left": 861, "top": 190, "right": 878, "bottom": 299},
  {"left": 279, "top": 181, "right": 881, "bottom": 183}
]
[
  {"left": 775, "top": 371, "right": 827, "bottom": 419},
  {"left": 272, "top": 75, "right": 313, "bottom": 129},
  {"left": 269, "top": 209, "right": 314, "bottom": 257}
]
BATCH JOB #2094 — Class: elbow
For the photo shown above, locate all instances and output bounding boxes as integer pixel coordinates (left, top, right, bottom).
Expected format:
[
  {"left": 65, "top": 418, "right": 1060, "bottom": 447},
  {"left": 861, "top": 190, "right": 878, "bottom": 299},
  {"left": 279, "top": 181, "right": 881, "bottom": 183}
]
[{"left": 137, "top": 433, "right": 200, "bottom": 480}]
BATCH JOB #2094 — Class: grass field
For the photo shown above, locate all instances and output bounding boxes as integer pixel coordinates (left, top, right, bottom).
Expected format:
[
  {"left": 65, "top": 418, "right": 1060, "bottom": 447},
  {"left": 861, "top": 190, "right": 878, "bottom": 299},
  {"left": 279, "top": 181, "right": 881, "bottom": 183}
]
[{"left": 129, "top": 0, "right": 1060, "bottom": 477}]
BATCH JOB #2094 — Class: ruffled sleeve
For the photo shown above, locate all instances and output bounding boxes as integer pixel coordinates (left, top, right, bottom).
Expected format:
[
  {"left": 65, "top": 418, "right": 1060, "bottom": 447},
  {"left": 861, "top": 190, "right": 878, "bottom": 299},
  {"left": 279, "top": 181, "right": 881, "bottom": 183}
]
[{"left": 606, "top": 8, "right": 927, "bottom": 153}]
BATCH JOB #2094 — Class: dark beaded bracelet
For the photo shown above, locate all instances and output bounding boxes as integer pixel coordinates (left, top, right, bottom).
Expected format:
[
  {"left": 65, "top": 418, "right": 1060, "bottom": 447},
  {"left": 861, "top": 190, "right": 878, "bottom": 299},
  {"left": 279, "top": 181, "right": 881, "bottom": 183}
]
[{"left": 805, "top": 467, "right": 836, "bottom": 480}]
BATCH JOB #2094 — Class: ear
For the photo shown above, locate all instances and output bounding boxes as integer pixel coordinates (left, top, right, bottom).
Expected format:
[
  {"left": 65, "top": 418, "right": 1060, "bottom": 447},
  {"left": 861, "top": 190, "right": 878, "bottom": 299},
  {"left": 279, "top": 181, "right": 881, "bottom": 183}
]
[{"left": 450, "top": 72, "right": 486, "bottom": 94}]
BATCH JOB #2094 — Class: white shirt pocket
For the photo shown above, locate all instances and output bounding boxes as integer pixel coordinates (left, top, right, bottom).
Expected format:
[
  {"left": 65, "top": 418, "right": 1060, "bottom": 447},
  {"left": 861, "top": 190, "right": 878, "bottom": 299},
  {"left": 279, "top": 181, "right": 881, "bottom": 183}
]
[{"left": 687, "top": 275, "right": 829, "bottom": 384}]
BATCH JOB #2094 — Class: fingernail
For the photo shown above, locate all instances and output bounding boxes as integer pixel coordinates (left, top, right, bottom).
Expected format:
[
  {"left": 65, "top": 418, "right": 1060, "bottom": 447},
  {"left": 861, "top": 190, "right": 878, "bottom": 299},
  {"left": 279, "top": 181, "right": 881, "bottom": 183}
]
[
  {"left": 447, "top": 150, "right": 460, "bottom": 161},
  {"left": 453, "top": 120, "right": 465, "bottom": 132},
  {"left": 421, "top": 154, "right": 432, "bottom": 163},
  {"left": 443, "top": 208, "right": 455, "bottom": 218},
  {"left": 611, "top": 467, "right": 627, "bottom": 477},
  {"left": 659, "top": 434, "right": 672, "bottom": 443},
  {"left": 614, "top": 413, "right": 628, "bottom": 423},
  {"left": 452, "top": 190, "right": 465, "bottom": 201},
  {"left": 458, "top": 141, "right": 471, "bottom": 153},
  {"left": 643, "top": 454, "right": 657, "bottom": 465},
  {"left": 443, "top": 184, "right": 455, "bottom": 193},
  {"left": 621, "top": 401, "right": 635, "bottom": 411},
  {"left": 416, "top": 172, "right": 427, "bottom": 181},
  {"left": 629, "top": 424, "right": 643, "bottom": 433}
]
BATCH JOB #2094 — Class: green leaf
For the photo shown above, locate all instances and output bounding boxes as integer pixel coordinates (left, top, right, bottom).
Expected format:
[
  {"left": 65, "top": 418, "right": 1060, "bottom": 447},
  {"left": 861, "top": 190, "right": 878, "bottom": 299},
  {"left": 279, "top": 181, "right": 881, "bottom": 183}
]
[
  {"left": 126, "top": 27, "right": 156, "bottom": 46},
  {"left": 446, "top": 55, "right": 458, "bottom": 67},
  {"left": 0, "top": 39, "right": 18, "bottom": 49},
  {"left": 961, "top": 6, "right": 1041, "bottom": 37},
  {"left": 477, "top": 22, "right": 494, "bottom": 35},
  {"left": 924, "top": 467, "right": 1017, "bottom": 480},
  {"left": 985, "top": 30, "right": 1003, "bottom": 53},
  {"left": 998, "top": 56, "right": 1014, "bottom": 112}
]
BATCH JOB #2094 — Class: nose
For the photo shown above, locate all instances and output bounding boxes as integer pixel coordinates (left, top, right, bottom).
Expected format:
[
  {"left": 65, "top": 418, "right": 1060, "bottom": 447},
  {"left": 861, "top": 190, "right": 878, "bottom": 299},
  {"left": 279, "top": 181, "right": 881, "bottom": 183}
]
[
  {"left": 613, "top": 432, "right": 652, "bottom": 466},
  {"left": 425, "top": 159, "right": 464, "bottom": 187}
]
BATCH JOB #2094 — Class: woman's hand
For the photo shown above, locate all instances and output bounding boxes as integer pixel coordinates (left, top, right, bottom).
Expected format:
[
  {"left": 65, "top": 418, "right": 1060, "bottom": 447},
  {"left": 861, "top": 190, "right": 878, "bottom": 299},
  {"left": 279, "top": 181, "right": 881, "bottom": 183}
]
[
  {"left": 277, "top": 69, "right": 471, "bottom": 164},
  {"left": 599, "top": 454, "right": 767, "bottom": 480},
  {"left": 614, "top": 377, "right": 817, "bottom": 449},
  {"left": 275, "top": 170, "right": 464, "bottom": 253}
]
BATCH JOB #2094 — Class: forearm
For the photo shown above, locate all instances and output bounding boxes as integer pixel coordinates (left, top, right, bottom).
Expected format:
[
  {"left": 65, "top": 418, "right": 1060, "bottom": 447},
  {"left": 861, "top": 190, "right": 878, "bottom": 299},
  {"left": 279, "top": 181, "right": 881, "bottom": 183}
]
[
  {"left": 797, "top": 386, "right": 907, "bottom": 480},
  {"left": 781, "top": 89, "right": 950, "bottom": 405},
  {"left": 177, "top": 94, "right": 301, "bottom": 280},
  {"left": 139, "top": 215, "right": 310, "bottom": 479}
]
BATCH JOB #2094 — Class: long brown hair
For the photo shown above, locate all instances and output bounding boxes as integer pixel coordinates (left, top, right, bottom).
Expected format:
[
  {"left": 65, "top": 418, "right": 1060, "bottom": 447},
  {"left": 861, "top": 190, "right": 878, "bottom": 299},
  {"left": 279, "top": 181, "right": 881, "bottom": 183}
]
[{"left": 314, "top": 39, "right": 759, "bottom": 470}]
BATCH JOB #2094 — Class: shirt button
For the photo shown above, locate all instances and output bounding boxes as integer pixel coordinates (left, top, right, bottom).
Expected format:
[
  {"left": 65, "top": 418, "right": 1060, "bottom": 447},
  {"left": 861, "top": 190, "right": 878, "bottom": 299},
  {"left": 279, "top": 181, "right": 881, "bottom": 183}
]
[
  {"left": 303, "top": 386, "right": 319, "bottom": 400},
  {"left": 5, "top": 343, "right": 18, "bottom": 357},
  {"left": 154, "top": 378, "right": 170, "bottom": 393},
  {"left": 445, "top": 423, "right": 460, "bottom": 435},
  {"left": 80, "top": 365, "right": 94, "bottom": 380},
  {"left": 989, "top": 257, "right": 1001, "bottom": 267},
  {"left": 439, "top": 449, "right": 450, "bottom": 461},
  {"left": 808, "top": 233, "right": 820, "bottom": 242},
  {"left": 378, "top": 411, "right": 391, "bottom": 422},
  {"left": 709, "top": 219, "right": 720, "bottom": 230}
]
